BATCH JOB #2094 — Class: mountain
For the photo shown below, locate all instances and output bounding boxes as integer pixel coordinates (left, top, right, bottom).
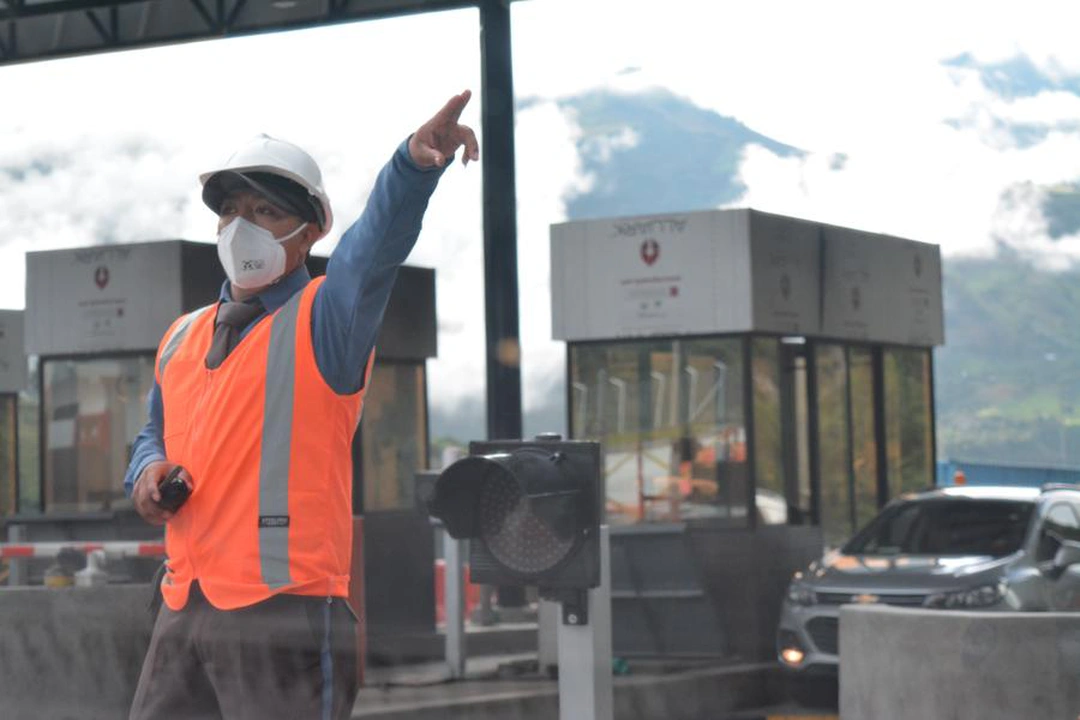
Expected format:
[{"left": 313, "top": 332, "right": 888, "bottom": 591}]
[
  {"left": 933, "top": 54, "right": 1080, "bottom": 463},
  {"left": 552, "top": 88, "right": 803, "bottom": 220},
  {"left": 935, "top": 251, "right": 1080, "bottom": 465}
]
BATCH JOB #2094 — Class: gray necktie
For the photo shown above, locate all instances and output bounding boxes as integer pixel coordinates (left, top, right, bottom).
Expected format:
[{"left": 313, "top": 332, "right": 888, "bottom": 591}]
[{"left": 205, "top": 301, "right": 263, "bottom": 369}]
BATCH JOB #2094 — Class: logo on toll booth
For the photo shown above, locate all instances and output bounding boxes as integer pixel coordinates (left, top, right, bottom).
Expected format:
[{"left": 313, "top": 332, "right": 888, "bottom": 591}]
[
  {"left": 640, "top": 239, "right": 660, "bottom": 266},
  {"left": 94, "top": 266, "right": 110, "bottom": 290}
]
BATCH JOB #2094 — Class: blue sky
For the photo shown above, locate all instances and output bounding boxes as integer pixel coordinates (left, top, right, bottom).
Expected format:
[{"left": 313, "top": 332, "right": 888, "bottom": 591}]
[{"left": 2, "top": 0, "right": 1080, "bottom": 412}]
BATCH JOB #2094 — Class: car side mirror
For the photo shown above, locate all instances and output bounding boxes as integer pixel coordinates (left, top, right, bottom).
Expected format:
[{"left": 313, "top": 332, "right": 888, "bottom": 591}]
[{"left": 1053, "top": 540, "right": 1080, "bottom": 573}]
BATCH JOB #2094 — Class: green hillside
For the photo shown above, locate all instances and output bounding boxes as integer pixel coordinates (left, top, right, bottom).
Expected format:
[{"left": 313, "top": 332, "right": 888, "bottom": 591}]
[{"left": 936, "top": 253, "right": 1080, "bottom": 465}]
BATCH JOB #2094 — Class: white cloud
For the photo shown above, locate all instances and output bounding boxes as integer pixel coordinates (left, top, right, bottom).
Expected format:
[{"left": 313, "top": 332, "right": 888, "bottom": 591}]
[
  {"left": 515, "top": 100, "right": 591, "bottom": 410},
  {"left": 732, "top": 112, "right": 1080, "bottom": 260}
]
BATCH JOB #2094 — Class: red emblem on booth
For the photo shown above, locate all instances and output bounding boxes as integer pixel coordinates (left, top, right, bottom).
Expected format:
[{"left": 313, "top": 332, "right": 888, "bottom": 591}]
[
  {"left": 641, "top": 239, "right": 660, "bottom": 266},
  {"left": 94, "top": 266, "right": 110, "bottom": 290}
]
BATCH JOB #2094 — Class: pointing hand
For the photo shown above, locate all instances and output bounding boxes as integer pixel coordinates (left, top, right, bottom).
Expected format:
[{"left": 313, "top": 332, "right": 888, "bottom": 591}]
[{"left": 408, "top": 90, "right": 480, "bottom": 169}]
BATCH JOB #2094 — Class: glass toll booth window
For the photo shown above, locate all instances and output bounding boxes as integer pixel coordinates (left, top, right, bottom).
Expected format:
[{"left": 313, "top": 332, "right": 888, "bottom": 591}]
[
  {"left": 42, "top": 356, "right": 155, "bottom": 513},
  {"left": 361, "top": 361, "right": 428, "bottom": 511},
  {"left": 570, "top": 337, "right": 937, "bottom": 537},
  {"left": 0, "top": 394, "right": 17, "bottom": 517},
  {"left": 815, "top": 344, "right": 853, "bottom": 547},
  {"left": 751, "top": 339, "right": 783, "bottom": 524},
  {"left": 569, "top": 338, "right": 747, "bottom": 526},
  {"left": 814, "top": 344, "right": 882, "bottom": 545},
  {"left": 812, "top": 344, "right": 936, "bottom": 548},
  {"left": 849, "top": 347, "right": 879, "bottom": 533},
  {"left": 885, "top": 348, "right": 934, "bottom": 498},
  {"left": 17, "top": 359, "right": 41, "bottom": 516},
  {"left": 752, "top": 338, "right": 814, "bottom": 527}
]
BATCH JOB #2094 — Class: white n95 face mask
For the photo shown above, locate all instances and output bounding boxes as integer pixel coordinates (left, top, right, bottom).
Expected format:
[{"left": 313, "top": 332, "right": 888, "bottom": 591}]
[{"left": 217, "top": 217, "right": 307, "bottom": 290}]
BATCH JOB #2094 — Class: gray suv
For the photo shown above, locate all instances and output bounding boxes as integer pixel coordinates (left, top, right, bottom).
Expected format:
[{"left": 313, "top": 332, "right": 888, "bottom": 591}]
[{"left": 777, "top": 484, "right": 1080, "bottom": 683}]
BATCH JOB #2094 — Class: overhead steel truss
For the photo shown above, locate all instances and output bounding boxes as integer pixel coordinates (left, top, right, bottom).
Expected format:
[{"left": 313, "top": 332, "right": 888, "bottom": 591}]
[{"left": 0, "top": 0, "right": 476, "bottom": 65}]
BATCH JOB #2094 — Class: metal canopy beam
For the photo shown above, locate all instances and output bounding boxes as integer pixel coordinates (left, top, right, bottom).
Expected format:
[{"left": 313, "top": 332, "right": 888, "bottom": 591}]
[
  {"left": 2, "top": 0, "right": 147, "bottom": 22},
  {"left": 0, "top": 0, "right": 476, "bottom": 65}
]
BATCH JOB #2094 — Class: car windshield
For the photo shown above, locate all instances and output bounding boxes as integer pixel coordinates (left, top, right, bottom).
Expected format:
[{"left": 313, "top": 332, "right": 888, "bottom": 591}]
[{"left": 842, "top": 498, "right": 1035, "bottom": 557}]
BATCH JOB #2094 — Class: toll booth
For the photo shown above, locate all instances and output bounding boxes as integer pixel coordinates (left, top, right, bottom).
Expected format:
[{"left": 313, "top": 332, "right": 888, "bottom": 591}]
[
  {"left": 6, "top": 240, "right": 439, "bottom": 642},
  {"left": 551, "top": 209, "right": 943, "bottom": 660}
]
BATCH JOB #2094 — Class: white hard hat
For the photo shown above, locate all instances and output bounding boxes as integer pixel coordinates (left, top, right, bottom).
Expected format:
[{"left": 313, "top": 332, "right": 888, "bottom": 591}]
[{"left": 200, "top": 134, "right": 333, "bottom": 235}]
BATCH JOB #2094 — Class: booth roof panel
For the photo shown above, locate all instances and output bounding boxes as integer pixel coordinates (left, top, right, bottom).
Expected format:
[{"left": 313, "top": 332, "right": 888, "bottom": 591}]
[
  {"left": 25, "top": 240, "right": 187, "bottom": 356},
  {"left": 551, "top": 209, "right": 756, "bottom": 342},
  {"left": 24, "top": 239, "right": 438, "bottom": 359},
  {"left": 821, "top": 224, "right": 945, "bottom": 347},
  {"left": 747, "top": 211, "right": 821, "bottom": 337},
  {"left": 550, "top": 208, "right": 944, "bottom": 347}
]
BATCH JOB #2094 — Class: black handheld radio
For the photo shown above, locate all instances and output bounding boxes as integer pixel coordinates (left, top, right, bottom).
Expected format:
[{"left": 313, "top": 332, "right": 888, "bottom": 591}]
[{"left": 157, "top": 465, "right": 191, "bottom": 512}]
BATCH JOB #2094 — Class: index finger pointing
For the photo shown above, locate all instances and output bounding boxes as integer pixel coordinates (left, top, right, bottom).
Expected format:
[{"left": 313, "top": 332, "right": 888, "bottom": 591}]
[{"left": 434, "top": 89, "right": 472, "bottom": 125}]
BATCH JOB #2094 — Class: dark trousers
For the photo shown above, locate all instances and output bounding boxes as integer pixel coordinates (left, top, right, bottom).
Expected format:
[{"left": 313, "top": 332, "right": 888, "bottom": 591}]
[{"left": 129, "top": 584, "right": 358, "bottom": 720}]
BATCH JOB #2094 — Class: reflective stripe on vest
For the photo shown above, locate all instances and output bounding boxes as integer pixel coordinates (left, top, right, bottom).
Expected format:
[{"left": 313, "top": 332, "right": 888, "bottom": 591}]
[
  {"left": 259, "top": 289, "right": 301, "bottom": 588},
  {"left": 158, "top": 305, "right": 212, "bottom": 378}
]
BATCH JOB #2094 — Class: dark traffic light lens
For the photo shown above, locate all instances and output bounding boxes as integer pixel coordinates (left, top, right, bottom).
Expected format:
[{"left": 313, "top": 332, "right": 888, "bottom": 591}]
[
  {"left": 477, "top": 469, "right": 575, "bottom": 575},
  {"left": 430, "top": 441, "right": 600, "bottom": 589}
]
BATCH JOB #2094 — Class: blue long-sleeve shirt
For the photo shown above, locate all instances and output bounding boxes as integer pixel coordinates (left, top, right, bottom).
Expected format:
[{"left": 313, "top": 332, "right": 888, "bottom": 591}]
[{"left": 124, "top": 138, "right": 445, "bottom": 496}]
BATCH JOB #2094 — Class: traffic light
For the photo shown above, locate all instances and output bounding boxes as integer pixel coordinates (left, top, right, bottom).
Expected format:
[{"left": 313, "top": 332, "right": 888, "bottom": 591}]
[{"left": 428, "top": 435, "right": 602, "bottom": 593}]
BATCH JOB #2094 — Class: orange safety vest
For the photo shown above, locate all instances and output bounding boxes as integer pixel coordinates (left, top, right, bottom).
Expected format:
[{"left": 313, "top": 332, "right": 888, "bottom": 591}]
[{"left": 154, "top": 277, "right": 369, "bottom": 611}]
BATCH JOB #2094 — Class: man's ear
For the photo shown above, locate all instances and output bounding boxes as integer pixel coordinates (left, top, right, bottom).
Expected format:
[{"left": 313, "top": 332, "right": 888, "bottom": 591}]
[
  {"left": 293, "top": 227, "right": 315, "bottom": 260},
  {"left": 303, "top": 223, "right": 324, "bottom": 248}
]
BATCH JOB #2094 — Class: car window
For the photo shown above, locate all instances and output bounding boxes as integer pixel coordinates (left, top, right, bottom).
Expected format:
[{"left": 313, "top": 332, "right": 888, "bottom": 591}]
[
  {"left": 843, "top": 499, "right": 1034, "bottom": 557},
  {"left": 1035, "top": 502, "right": 1080, "bottom": 563}
]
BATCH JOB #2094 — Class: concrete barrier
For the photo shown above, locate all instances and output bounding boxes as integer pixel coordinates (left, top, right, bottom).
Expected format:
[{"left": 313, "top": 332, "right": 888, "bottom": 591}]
[
  {"left": 0, "top": 584, "right": 153, "bottom": 720},
  {"left": 840, "top": 605, "right": 1080, "bottom": 720}
]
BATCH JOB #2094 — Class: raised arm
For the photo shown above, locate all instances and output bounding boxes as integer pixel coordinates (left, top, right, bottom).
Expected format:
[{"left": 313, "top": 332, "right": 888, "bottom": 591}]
[{"left": 312, "top": 90, "right": 478, "bottom": 394}]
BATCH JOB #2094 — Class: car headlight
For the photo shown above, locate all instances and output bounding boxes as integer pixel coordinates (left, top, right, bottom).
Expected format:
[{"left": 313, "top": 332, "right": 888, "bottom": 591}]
[
  {"left": 786, "top": 580, "right": 817, "bottom": 606},
  {"left": 924, "top": 581, "right": 1006, "bottom": 609}
]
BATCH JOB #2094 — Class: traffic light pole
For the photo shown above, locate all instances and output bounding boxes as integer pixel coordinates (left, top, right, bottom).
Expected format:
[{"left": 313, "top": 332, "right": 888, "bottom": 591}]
[
  {"left": 556, "top": 525, "right": 613, "bottom": 720},
  {"left": 444, "top": 532, "right": 467, "bottom": 679}
]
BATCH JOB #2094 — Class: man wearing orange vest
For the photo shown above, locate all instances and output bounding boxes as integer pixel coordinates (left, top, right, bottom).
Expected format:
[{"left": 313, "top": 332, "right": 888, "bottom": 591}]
[{"left": 123, "top": 91, "right": 479, "bottom": 720}]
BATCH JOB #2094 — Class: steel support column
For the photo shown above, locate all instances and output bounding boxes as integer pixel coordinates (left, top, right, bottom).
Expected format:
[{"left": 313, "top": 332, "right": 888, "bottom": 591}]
[
  {"left": 479, "top": 0, "right": 521, "bottom": 443},
  {"left": 479, "top": 0, "right": 525, "bottom": 610}
]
